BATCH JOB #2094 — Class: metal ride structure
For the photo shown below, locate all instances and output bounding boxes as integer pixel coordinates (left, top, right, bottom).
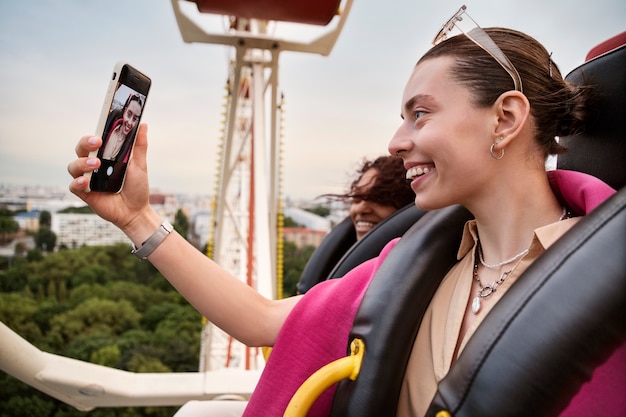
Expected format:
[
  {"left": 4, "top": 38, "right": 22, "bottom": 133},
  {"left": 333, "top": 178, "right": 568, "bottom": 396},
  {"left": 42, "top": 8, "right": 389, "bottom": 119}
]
[
  {"left": 0, "top": 0, "right": 352, "bottom": 411},
  {"left": 171, "top": 0, "right": 352, "bottom": 375}
]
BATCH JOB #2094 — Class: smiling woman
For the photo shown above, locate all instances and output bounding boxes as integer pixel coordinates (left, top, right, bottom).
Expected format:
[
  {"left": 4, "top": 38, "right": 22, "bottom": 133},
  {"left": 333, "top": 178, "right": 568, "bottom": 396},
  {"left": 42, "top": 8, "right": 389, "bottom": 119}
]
[
  {"left": 66, "top": 15, "right": 619, "bottom": 414},
  {"left": 292, "top": 155, "right": 417, "bottom": 295},
  {"left": 320, "top": 155, "right": 415, "bottom": 240}
]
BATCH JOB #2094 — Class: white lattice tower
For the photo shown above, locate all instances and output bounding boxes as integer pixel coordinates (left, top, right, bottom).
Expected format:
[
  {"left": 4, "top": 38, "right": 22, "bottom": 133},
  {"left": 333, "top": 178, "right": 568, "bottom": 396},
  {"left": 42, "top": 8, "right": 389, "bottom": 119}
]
[{"left": 170, "top": 0, "right": 354, "bottom": 374}]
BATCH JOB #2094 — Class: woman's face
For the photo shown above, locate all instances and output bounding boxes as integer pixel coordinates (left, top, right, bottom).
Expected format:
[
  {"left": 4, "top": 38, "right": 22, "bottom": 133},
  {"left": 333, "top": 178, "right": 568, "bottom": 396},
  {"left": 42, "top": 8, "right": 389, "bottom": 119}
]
[
  {"left": 388, "top": 56, "right": 497, "bottom": 211},
  {"left": 121, "top": 100, "right": 142, "bottom": 136},
  {"left": 349, "top": 168, "right": 399, "bottom": 240}
]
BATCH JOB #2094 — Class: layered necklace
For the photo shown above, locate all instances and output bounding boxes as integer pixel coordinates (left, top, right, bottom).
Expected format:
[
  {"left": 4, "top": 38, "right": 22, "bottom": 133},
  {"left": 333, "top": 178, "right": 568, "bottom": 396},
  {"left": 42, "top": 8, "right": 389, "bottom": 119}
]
[
  {"left": 471, "top": 207, "right": 570, "bottom": 315},
  {"left": 471, "top": 244, "right": 527, "bottom": 314}
]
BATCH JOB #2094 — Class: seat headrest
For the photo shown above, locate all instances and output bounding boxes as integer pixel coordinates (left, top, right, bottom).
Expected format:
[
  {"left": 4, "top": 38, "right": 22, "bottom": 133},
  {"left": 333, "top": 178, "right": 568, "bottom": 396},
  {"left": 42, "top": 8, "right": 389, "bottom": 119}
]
[
  {"left": 585, "top": 30, "right": 626, "bottom": 61},
  {"left": 557, "top": 42, "right": 626, "bottom": 191}
]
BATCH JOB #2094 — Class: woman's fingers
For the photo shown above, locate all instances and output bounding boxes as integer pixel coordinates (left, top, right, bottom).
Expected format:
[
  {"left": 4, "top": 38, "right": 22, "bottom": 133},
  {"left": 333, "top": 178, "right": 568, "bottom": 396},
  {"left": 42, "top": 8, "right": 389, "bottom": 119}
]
[
  {"left": 69, "top": 175, "right": 90, "bottom": 195},
  {"left": 130, "top": 124, "right": 148, "bottom": 171},
  {"left": 74, "top": 135, "right": 102, "bottom": 157},
  {"left": 67, "top": 125, "right": 151, "bottom": 223},
  {"left": 68, "top": 135, "right": 102, "bottom": 195},
  {"left": 67, "top": 155, "right": 100, "bottom": 177}
]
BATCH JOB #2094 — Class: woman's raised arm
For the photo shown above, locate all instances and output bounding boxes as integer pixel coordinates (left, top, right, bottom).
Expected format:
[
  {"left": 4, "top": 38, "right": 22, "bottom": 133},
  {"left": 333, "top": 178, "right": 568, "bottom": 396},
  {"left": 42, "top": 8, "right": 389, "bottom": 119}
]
[{"left": 67, "top": 124, "right": 301, "bottom": 347}]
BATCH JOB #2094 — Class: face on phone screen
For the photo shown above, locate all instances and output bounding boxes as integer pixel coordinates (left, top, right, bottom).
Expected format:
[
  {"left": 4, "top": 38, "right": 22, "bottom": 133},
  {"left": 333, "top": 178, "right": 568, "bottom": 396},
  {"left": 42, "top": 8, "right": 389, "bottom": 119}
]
[{"left": 89, "top": 64, "right": 150, "bottom": 193}]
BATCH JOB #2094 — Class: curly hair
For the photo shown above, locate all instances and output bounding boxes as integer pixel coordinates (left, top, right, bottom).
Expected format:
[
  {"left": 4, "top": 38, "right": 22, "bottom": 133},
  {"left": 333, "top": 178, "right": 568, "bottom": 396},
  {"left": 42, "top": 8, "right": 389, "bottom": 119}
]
[{"left": 321, "top": 155, "right": 415, "bottom": 209}]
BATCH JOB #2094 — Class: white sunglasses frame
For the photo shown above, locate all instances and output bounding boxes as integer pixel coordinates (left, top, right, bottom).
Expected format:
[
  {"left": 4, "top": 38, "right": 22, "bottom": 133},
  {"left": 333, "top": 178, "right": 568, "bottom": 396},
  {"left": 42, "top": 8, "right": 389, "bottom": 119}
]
[{"left": 433, "top": 5, "right": 523, "bottom": 93}]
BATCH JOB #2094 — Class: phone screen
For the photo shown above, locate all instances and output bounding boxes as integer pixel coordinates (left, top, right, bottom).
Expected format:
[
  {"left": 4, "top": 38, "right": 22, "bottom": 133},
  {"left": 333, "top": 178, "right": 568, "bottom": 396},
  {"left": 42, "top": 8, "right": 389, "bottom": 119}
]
[{"left": 89, "top": 63, "right": 151, "bottom": 193}]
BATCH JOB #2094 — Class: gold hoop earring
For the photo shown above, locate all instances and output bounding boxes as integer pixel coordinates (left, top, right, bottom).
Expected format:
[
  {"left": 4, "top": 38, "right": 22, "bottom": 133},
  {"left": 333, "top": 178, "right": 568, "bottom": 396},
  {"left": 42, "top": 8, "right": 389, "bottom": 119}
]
[{"left": 490, "top": 142, "right": 504, "bottom": 160}]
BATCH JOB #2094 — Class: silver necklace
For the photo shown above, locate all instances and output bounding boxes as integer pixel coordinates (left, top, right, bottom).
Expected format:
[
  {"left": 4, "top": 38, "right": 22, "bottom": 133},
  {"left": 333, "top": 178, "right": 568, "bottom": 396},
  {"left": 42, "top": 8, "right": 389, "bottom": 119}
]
[
  {"left": 471, "top": 207, "right": 570, "bottom": 314},
  {"left": 471, "top": 254, "right": 526, "bottom": 314},
  {"left": 479, "top": 208, "right": 568, "bottom": 270},
  {"left": 478, "top": 244, "right": 528, "bottom": 269}
]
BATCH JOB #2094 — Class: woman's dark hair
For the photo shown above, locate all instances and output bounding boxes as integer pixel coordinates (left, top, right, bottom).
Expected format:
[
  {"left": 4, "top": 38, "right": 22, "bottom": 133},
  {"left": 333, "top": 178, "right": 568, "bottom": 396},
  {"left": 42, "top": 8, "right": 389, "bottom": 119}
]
[
  {"left": 420, "top": 28, "right": 592, "bottom": 157},
  {"left": 321, "top": 155, "right": 414, "bottom": 209},
  {"left": 123, "top": 93, "right": 144, "bottom": 112}
]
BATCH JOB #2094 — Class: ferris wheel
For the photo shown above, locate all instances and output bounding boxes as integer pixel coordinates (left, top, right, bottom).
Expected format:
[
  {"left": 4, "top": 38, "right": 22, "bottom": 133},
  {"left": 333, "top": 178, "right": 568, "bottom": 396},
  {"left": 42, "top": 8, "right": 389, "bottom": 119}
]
[{"left": 170, "top": 0, "right": 353, "bottom": 374}]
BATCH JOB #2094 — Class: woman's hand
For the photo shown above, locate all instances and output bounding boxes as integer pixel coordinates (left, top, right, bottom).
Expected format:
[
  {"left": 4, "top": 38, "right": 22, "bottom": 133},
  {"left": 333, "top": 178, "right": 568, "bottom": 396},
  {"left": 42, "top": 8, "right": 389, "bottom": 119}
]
[{"left": 67, "top": 123, "right": 153, "bottom": 233}]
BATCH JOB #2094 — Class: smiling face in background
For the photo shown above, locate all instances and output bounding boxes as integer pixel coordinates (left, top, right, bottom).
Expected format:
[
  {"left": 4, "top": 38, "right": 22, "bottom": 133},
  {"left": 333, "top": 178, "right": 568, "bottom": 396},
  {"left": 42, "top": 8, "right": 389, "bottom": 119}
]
[{"left": 349, "top": 167, "right": 400, "bottom": 240}]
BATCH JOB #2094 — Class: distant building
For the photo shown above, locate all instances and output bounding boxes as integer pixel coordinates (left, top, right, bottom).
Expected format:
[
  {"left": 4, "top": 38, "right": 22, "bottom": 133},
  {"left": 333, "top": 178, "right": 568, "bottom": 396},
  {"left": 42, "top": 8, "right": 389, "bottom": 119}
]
[
  {"left": 150, "top": 193, "right": 181, "bottom": 222},
  {"left": 0, "top": 236, "right": 35, "bottom": 258},
  {"left": 191, "top": 211, "right": 211, "bottom": 249},
  {"left": 51, "top": 213, "right": 131, "bottom": 249},
  {"left": 0, "top": 184, "right": 84, "bottom": 213},
  {"left": 2, "top": 184, "right": 357, "bottom": 253},
  {"left": 283, "top": 227, "right": 328, "bottom": 248},
  {"left": 283, "top": 207, "right": 332, "bottom": 232},
  {"left": 13, "top": 210, "right": 40, "bottom": 232}
]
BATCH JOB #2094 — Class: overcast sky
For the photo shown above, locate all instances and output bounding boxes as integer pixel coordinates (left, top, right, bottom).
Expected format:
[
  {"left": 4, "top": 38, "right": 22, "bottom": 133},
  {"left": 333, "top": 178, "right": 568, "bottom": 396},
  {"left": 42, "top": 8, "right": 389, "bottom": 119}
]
[{"left": 0, "top": 0, "right": 624, "bottom": 200}]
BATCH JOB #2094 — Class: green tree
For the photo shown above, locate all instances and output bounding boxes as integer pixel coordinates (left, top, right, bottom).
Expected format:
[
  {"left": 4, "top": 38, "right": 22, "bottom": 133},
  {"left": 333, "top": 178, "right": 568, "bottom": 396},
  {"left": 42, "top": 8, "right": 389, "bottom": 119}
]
[
  {"left": 282, "top": 240, "right": 316, "bottom": 296},
  {"left": 0, "top": 392, "right": 55, "bottom": 417},
  {"left": 0, "top": 293, "right": 43, "bottom": 342},
  {"left": 14, "top": 240, "right": 28, "bottom": 257},
  {"left": 39, "top": 210, "right": 52, "bottom": 228},
  {"left": 46, "top": 279, "right": 57, "bottom": 300},
  {"left": 0, "top": 266, "right": 28, "bottom": 292},
  {"left": 283, "top": 216, "right": 302, "bottom": 227},
  {"left": 49, "top": 298, "right": 141, "bottom": 343},
  {"left": 35, "top": 228, "right": 56, "bottom": 252},
  {"left": 71, "top": 264, "right": 111, "bottom": 287},
  {"left": 106, "top": 281, "right": 173, "bottom": 312},
  {"left": 127, "top": 353, "right": 170, "bottom": 373},
  {"left": 141, "top": 302, "right": 181, "bottom": 331},
  {"left": 304, "top": 204, "right": 331, "bottom": 217},
  {"left": 91, "top": 344, "right": 121, "bottom": 367},
  {"left": 57, "top": 205, "right": 94, "bottom": 214},
  {"left": 174, "top": 209, "right": 189, "bottom": 238},
  {"left": 151, "top": 306, "right": 202, "bottom": 371},
  {"left": 0, "top": 240, "right": 199, "bottom": 416},
  {"left": 27, "top": 248, "right": 44, "bottom": 262},
  {"left": 0, "top": 216, "right": 19, "bottom": 243}
]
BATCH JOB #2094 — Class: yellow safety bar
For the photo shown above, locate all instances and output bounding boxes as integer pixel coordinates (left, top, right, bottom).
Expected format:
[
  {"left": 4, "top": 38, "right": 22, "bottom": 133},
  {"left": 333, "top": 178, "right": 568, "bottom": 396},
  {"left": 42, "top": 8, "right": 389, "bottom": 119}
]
[{"left": 284, "top": 338, "right": 365, "bottom": 417}]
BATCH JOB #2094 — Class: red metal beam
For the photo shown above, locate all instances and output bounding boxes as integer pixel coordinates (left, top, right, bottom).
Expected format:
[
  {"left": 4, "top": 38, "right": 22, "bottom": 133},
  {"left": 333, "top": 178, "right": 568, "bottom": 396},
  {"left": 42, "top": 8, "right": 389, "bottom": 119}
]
[{"left": 191, "top": 0, "right": 341, "bottom": 26}]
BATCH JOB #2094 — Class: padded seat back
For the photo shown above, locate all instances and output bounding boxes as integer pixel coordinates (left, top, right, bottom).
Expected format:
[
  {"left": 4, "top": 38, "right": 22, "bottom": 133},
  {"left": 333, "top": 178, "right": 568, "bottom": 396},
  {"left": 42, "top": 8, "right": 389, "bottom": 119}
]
[
  {"left": 297, "top": 204, "right": 426, "bottom": 294},
  {"left": 557, "top": 43, "right": 626, "bottom": 190}
]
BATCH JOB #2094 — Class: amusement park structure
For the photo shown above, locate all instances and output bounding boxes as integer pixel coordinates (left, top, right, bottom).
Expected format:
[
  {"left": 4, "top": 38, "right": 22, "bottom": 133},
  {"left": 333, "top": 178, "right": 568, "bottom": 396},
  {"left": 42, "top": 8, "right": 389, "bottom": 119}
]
[
  {"left": 172, "top": 0, "right": 353, "bottom": 375},
  {"left": 0, "top": 0, "right": 353, "bottom": 410}
]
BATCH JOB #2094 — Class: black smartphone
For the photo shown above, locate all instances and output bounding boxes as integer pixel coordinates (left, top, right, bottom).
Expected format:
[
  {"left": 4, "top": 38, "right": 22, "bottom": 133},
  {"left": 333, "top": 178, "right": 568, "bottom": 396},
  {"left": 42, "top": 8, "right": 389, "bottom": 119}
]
[{"left": 87, "top": 62, "right": 151, "bottom": 193}]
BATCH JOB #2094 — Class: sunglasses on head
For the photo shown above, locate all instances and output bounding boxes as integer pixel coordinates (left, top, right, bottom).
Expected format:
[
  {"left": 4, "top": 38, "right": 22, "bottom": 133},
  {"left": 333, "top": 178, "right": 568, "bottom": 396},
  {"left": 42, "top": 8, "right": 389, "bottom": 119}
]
[{"left": 433, "top": 5, "right": 523, "bottom": 93}]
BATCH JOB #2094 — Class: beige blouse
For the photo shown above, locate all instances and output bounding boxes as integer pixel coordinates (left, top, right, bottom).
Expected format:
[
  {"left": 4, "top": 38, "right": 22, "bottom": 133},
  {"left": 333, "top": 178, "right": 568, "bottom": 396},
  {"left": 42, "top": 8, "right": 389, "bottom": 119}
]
[
  {"left": 102, "top": 125, "right": 125, "bottom": 160},
  {"left": 396, "top": 217, "right": 580, "bottom": 417}
]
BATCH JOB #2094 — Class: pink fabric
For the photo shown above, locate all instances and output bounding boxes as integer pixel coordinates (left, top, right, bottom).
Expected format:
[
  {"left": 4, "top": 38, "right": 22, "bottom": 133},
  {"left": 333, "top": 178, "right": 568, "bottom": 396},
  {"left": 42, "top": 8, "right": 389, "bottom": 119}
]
[
  {"left": 548, "top": 170, "right": 616, "bottom": 215},
  {"left": 244, "top": 169, "right": 622, "bottom": 417},
  {"left": 243, "top": 240, "right": 400, "bottom": 416},
  {"left": 560, "top": 343, "right": 626, "bottom": 416}
]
